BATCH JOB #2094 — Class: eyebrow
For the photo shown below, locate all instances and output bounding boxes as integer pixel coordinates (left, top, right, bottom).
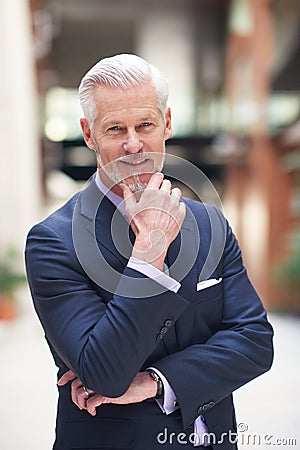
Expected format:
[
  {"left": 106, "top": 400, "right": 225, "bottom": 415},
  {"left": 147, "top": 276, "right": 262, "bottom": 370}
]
[
  {"left": 139, "top": 116, "right": 156, "bottom": 122},
  {"left": 103, "top": 119, "right": 123, "bottom": 128}
]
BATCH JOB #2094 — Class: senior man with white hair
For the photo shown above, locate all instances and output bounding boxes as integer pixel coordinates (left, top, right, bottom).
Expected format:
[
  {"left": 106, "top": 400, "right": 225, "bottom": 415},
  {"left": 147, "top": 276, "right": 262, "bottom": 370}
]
[{"left": 25, "top": 53, "right": 273, "bottom": 450}]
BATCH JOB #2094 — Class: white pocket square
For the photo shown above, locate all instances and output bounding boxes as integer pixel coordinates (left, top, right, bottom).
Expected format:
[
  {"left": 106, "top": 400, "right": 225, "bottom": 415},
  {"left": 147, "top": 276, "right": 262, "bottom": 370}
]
[{"left": 196, "top": 277, "right": 222, "bottom": 291}]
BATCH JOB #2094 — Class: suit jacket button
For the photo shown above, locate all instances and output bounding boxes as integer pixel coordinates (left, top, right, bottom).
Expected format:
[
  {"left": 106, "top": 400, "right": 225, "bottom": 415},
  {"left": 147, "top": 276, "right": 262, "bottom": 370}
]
[
  {"left": 197, "top": 401, "right": 214, "bottom": 415},
  {"left": 156, "top": 333, "right": 163, "bottom": 342},
  {"left": 164, "top": 320, "right": 173, "bottom": 327},
  {"left": 160, "top": 326, "right": 168, "bottom": 334},
  {"left": 197, "top": 405, "right": 204, "bottom": 415}
]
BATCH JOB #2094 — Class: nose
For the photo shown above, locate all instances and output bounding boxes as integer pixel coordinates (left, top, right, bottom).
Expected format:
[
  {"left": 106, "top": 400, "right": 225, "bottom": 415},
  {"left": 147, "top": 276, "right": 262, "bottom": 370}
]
[{"left": 123, "top": 130, "right": 143, "bottom": 153}]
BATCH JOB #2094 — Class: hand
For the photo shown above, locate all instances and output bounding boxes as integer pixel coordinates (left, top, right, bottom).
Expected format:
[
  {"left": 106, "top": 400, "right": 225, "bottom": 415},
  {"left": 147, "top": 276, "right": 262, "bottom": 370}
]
[
  {"left": 121, "top": 173, "right": 186, "bottom": 270},
  {"left": 59, "top": 371, "right": 157, "bottom": 416},
  {"left": 86, "top": 371, "right": 157, "bottom": 416},
  {"left": 57, "top": 369, "right": 96, "bottom": 410}
]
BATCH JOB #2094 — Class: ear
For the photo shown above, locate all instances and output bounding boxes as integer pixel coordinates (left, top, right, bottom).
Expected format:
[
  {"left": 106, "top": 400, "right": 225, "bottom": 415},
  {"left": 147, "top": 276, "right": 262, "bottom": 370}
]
[
  {"left": 164, "top": 108, "right": 172, "bottom": 141},
  {"left": 80, "top": 118, "right": 96, "bottom": 150}
]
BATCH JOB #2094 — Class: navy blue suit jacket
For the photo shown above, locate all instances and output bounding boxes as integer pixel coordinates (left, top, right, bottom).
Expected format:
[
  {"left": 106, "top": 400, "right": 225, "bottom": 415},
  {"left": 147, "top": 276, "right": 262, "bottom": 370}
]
[{"left": 25, "top": 175, "right": 273, "bottom": 450}]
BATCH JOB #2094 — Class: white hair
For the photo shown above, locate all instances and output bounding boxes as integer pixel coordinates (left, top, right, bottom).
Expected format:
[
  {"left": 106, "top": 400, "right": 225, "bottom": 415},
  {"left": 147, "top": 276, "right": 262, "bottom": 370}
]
[{"left": 78, "top": 54, "right": 169, "bottom": 127}]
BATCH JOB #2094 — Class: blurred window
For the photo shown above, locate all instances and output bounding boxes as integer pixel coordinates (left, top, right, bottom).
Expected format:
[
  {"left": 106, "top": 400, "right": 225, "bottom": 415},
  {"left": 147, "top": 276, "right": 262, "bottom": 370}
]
[{"left": 44, "top": 87, "right": 82, "bottom": 141}]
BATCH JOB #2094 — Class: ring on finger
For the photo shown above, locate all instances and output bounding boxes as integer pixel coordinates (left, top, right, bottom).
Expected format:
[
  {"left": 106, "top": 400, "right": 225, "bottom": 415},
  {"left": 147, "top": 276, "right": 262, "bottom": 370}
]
[{"left": 82, "top": 385, "right": 90, "bottom": 398}]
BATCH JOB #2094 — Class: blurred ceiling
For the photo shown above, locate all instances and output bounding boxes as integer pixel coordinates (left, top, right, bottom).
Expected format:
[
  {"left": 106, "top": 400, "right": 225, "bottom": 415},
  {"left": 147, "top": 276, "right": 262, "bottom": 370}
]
[
  {"left": 272, "top": 0, "right": 300, "bottom": 91},
  {"left": 45, "top": 0, "right": 300, "bottom": 93},
  {"left": 38, "top": 0, "right": 300, "bottom": 182},
  {"left": 46, "top": 0, "right": 229, "bottom": 91}
]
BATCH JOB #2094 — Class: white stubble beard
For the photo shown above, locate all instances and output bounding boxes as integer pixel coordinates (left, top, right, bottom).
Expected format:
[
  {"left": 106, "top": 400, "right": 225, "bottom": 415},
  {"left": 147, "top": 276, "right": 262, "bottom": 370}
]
[{"left": 94, "top": 141, "right": 165, "bottom": 194}]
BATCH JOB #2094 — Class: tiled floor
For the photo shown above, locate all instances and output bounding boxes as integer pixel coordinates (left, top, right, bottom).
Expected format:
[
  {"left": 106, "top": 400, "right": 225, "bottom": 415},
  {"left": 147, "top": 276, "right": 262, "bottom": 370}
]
[{"left": 0, "top": 291, "right": 299, "bottom": 449}]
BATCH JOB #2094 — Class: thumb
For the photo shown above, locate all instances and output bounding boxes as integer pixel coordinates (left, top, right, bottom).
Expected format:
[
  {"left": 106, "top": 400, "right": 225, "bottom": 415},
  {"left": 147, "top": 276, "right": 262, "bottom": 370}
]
[
  {"left": 120, "top": 183, "right": 131, "bottom": 198},
  {"left": 86, "top": 394, "right": 105, "bottom": 416}
]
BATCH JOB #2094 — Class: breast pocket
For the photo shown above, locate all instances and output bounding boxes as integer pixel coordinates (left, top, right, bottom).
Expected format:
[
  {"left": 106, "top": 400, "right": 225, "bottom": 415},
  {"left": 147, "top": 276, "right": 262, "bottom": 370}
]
[{"left": 195, "top": 280, "right": 223, "bottom": 304}]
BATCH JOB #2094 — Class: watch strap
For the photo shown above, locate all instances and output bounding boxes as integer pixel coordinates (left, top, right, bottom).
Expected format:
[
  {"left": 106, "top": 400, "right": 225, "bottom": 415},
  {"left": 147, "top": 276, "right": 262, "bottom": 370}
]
[{"left": 147, "top": 370, "right": 164, "bottom": 399}]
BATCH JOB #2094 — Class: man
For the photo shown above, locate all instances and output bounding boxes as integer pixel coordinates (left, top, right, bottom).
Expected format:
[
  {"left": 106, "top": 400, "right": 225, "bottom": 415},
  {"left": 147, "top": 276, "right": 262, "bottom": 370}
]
[{"left": 25, "top": 54, "right": 273, "bottom": 450}]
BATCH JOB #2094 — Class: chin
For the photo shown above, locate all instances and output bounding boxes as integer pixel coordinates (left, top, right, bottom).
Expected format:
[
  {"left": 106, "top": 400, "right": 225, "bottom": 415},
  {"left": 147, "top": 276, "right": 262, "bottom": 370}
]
[{"left": 123, "top": 173, "right": 151, "bottom": 193}]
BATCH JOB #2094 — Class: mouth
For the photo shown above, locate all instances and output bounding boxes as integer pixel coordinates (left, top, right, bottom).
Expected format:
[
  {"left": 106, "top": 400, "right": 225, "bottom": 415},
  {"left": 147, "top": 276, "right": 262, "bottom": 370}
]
[
  {"left": 119, "top": 157, "right": 150, "bottom": 166},
  {"left": 99, "top": 152, "right": 165, "bottom": 188}
]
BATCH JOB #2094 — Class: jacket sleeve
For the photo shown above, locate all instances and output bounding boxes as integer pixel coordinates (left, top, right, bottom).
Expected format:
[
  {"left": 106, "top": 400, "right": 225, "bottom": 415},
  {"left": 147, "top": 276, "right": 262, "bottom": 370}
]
[
  {"left": 153, "top": 216, "right": 274, "bottom": 429},
  {"left": 25, "top": 222, "right": 189, "bottom": 398}
]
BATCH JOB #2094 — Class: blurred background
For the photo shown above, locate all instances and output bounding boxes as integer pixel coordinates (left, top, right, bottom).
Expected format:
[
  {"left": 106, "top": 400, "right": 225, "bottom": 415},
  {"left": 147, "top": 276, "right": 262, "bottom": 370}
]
[{"left": 0, "top": 0, "right": 299, "bottom": 448}]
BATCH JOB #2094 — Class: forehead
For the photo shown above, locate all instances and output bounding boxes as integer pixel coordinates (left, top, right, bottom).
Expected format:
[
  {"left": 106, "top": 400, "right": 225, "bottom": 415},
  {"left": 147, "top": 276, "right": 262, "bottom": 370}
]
[{"left": 93, "top": 82, "right": 160, "bottom": 119}]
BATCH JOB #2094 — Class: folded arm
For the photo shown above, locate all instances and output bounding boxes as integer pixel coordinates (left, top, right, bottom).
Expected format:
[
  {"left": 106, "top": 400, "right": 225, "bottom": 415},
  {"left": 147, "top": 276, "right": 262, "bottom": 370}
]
[
  {"left": 25, "top": 223, "right": 189, "bottom": 397},
  {"left": 58, "top": 222, "right": 273, "bottom": 428},
  {"left": 25, "top": 174, "right": 188, "bottom": 398},
  {"left": 26, "top": 178, "right": 273, "bottom": 428}
]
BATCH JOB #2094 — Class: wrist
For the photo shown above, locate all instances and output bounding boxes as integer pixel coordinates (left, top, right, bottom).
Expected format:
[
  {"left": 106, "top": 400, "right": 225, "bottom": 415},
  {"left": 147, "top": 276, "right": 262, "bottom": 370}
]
[
  {"left": 146, "top": 370, "right": 164, "bottom": 399},
  {"left": 133, "top": 235, "right": 167, "bottom": 271}
]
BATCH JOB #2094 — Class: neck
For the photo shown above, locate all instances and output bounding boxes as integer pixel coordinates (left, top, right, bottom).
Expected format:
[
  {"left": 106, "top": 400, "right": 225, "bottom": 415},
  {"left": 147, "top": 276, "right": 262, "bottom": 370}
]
[{"left": 97, "top": 167, "right": 124, "bottom": 197}]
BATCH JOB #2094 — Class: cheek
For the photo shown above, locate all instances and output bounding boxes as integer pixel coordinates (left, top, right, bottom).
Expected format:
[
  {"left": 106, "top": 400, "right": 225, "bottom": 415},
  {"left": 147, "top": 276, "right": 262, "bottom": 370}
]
[
  {"left": 97, "top": 139, "right": 123, "bottom": 163},
  {"left": 146, "top": 133, "right": 166, "bottom": 151}
]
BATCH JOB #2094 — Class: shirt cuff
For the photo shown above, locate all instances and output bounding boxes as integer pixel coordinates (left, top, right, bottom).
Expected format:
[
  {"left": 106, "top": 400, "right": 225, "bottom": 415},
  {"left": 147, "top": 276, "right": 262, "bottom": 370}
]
[
  {"left": 147, "top": 367, "right": 179, "bottom": 415},
  {"left": 147, "top": 368, "right": 209, "bottom": 447},
  {"left": 128, "top": 257, "right": 181, "bottom": 293}
]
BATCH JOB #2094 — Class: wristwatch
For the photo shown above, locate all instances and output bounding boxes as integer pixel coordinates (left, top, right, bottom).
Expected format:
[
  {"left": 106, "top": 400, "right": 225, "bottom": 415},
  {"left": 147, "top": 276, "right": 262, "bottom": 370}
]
[{"left": 147, "top": 370, "right": 164, "bottom": 399}]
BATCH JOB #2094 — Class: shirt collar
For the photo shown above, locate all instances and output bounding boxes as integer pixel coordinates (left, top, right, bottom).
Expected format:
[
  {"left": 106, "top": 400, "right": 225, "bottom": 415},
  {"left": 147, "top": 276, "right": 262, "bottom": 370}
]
[{"left": 95, "top": 171, "right": 126, "bottom": 215}]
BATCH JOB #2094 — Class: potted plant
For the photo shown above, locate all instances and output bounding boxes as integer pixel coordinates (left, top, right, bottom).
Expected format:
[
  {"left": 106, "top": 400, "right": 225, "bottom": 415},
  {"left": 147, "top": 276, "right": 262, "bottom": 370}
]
[{"left": 0, "top": 248, "right": 26, "bottom": 320}]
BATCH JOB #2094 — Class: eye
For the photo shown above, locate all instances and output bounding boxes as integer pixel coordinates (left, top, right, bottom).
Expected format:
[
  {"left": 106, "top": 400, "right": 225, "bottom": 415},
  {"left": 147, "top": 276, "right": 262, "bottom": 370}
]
[
  {"left": 107, "top": 126, "right": 121, "bottom": 132},
  {"left": 138, "top": 122, "right": 154, "bottom": 131}
]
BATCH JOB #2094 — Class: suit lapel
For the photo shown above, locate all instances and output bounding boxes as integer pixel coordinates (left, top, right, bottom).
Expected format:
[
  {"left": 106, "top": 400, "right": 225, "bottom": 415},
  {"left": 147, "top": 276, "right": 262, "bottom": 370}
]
[
  {"left": 95, "top": 195, "right": 133, "bottom": 267},
  {"left": 79, "top": 175, "right": 133, "bottom": 267},
  {"left": 73, "top": 175, "right": 132, "bottom": 293}
]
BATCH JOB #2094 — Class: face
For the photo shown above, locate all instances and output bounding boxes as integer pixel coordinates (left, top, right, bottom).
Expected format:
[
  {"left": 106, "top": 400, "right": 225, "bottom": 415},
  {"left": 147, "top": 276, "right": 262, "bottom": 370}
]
[{"left": 80, "top": 81, "right": 172, "bottom": 195}]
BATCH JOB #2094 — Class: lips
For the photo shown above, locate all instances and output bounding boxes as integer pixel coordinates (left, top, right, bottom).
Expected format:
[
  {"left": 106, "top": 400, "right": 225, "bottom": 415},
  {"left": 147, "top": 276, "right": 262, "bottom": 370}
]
[{"left": 120, "top": 157, "right": 150, "bottom": 166}]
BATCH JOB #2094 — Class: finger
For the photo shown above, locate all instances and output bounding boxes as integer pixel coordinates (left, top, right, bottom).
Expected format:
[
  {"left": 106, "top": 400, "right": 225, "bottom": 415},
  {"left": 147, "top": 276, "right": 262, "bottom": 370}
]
[
  {"left": 120, "top": 183, "right": 136, "bottom": 208},
  {"left": 171, "top": 187, "right": 182, "bottom": 199},
  {"left": 160, "top": 179, "right": 172, "bottom": 193},
  {"left": 77, "top": 385, "right": 91, "bottom": 410},
  {"left": 86, "top": 394, "right": 105, "bottom": 416},
  {"left": 71, "top": 378, "right": 85, "bottom": 409},
  {"left": 57, "top": 369, "right": 77, "bottom": 386},
  {"left": 145, "top": 172, "right": 164, "bottom": 190},
  {"left": 119, "top": 182, "right": 131, "bottom": 197},
  {"left": 179, "top": 201, "right": 186, "bottom": 219}
]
